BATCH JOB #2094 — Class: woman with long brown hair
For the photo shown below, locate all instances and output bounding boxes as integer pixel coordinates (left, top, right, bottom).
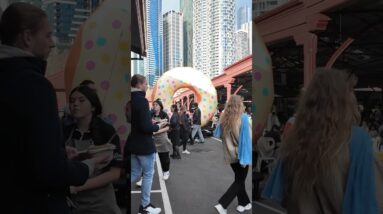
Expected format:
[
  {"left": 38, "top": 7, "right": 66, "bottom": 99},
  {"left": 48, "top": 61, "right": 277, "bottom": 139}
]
[
  {"left": 214, "top": 95, "right": 252, "bottom": 213},
  {"left": 263, "top": 68, "right": 383, "bottom": 213}
]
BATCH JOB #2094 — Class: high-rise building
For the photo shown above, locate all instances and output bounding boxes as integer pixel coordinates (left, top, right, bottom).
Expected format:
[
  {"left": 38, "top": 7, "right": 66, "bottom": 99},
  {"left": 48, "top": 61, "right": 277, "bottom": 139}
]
[
  {"left": 241, "top": 21, "right": 252, "bottom": 54},
  {"left": 237, "top": 5, "right": 250, "bottom": 30},
  {"left": 145, "top": 0, "right": 163, "bottom": 87},
  {"left": 180, "top": 0, "right": 193, "bottom": 67},
  {"left": 234, "top": 30, "right": 249, "bottom": 62},
  {"left": 254, "top": 0, "right": 289, "bottom": 17},
  {"left": 163, "top": 10, "right": 183, "bottom": 72},
  {"left": 193, "top": 0, "right": 235, "bottom": 78},
  {"left": 131, "top": 52, "right": 145, "bottom": 76},
  {"left": 8, "top": 0, "right": 101, "bottom": 50},
  {"left": 45, "top": 0, "right": 101, "bottom": 50}
]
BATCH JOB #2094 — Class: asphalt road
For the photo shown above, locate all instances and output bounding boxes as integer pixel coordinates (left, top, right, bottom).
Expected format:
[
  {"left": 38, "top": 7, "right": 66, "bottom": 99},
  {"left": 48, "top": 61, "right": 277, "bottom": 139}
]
[{"left": 131, "top": 137, "right": 286, "bottom": 214}]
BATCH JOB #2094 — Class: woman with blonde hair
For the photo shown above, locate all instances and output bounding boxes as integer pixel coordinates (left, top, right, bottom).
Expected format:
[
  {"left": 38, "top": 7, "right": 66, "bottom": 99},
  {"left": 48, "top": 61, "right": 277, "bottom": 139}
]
[
  {"left": 263, "top": 68, "right": 383, "bottom": 213},
  {"left": 213, "top": 95, "right": 252, "bottom": 213}
]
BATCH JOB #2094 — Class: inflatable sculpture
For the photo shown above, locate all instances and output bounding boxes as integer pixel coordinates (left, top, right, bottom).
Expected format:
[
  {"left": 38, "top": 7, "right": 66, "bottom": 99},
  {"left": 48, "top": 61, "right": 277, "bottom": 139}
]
[
  {"left": 253, "top": 22, "right": 274, "bottom": 142},
  {"left": 64, "top": 0, "right": 130, "bottom": 143},
  {"left": 152, "top": 67, "right": 218, "bottom": 127}
]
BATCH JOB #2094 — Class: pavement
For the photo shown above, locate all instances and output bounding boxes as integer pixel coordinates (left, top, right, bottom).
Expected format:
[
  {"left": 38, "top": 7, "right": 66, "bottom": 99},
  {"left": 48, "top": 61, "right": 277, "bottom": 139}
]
[{"left": 131, "top": 137, "right": 286, "bottom": 214}]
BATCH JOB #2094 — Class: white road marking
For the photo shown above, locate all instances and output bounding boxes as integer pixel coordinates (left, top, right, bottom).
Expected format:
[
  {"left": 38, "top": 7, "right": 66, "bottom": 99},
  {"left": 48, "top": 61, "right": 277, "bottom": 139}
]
[
  {"left": 131, "top": 190, "right": 162, "bottom": 194},
  {"left": 156, "top": 153, "right": 173, "bottom": 214},
  {"left": 253, "top": 201, "right": 286, "bottom": 214},
  {"left": 211, "top": 137, "right": 222, "bottom": 142}
]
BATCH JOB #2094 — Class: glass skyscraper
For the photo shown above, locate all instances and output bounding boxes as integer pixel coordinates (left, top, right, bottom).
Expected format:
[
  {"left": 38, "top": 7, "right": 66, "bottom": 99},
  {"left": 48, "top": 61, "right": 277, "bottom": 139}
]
[
  {"left": 236, "top": 4, "right": 251, "bottom": 30},
  {"left": 145, "top": 0, "right": 163, "bottom": 87},
  {"left": 163, "top": 10, "right": 183, "bottom": 72},
  {"left": 180, "top": 0, "right": 193, "bottom": 67},
  {"left": 8, "top": 0, "right": 101, "bottom": 50}
]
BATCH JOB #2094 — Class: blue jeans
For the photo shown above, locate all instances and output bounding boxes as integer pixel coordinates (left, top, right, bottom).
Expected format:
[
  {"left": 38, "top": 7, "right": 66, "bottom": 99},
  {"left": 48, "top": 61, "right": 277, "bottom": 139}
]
[
  {"left": 192, "top": 125, "right": 204, "bottom": 142},
  {"left": 131, "top": 153, "right": 156, "bottom": 207}
]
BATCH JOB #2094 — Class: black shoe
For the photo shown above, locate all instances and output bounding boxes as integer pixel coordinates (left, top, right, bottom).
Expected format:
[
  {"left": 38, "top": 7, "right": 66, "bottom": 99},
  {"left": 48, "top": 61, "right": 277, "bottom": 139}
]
[{"left": 139, "top": 203, "right": 162, "bottom": 214}]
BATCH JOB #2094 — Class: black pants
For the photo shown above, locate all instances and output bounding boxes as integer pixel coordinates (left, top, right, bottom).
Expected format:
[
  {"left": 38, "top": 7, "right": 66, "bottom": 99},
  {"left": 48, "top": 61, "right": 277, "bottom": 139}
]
[
  {"left": 180, "top": 128, "right": 190, "bottom": 151},
  {"left": 170, "top": 130, "right": 181, "bottom": 157},
  {"left": 219, "top": 162, "right": 250, "bottom": 208},
  {"left": 158, "top": 152, "right": 170, "bottom": 172}
]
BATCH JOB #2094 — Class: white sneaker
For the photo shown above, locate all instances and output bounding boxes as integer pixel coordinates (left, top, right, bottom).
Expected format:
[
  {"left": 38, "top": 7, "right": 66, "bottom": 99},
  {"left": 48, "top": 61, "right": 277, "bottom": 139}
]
[
  {"left": 214, "top": 204, "right": 227, "bottom": 214},
  {"left": 163, "top": 171, "right": 170, "bottom": 180},
  {"left": 140, "top": 203, "right": 161, "bottom": 214},
  {"left": 183, "top": 150, "right": 191, "bottom": 154},
  {"left": 136, "top": 178, "right": 142, "bottom": 187},
  {"left": 236, "top": 203, "right": 252, "bottom": 212}
]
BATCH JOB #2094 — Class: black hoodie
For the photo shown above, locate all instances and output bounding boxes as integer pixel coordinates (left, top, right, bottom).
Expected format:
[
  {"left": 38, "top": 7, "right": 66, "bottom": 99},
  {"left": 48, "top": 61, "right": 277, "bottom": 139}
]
[
  {"left": 125, "top": 88, "right": 160, "bottom": 155},
  {"left": 0, "top": 45, "right": 89, "bottom": 213}
]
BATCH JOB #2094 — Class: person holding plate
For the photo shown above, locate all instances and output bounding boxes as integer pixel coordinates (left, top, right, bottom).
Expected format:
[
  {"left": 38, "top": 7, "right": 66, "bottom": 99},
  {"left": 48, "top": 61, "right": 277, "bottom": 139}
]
[
  {"left": 63, "top": 86, "right": 122, "bottom": 214},
  {"left": 152, "top": 99, "right": 172, "bottom": 180}
]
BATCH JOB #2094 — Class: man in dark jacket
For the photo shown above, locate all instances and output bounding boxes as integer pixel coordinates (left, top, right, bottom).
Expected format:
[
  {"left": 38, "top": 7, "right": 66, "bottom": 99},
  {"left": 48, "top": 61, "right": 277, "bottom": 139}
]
[
  {"left": 192, "top": 103, "right": 205, "bottom": 143},
  {"left": 0, "top": 3, "right": 108, "bottom": 213},
  {"left": 125, "top": 74, "right": 166, "bottom": 214}
]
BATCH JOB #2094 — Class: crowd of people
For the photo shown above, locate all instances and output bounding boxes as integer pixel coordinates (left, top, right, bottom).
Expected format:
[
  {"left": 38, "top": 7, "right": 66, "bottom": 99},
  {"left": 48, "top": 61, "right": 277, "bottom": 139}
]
[
  {"left": 126, "top": 73, "right": 254, "bottom": 214},
  {"left": 5, "top": 2, "right": 382, "bottom": 214},
  {"left": 0, "top": 3, "right": 252, "bottom": 213}
]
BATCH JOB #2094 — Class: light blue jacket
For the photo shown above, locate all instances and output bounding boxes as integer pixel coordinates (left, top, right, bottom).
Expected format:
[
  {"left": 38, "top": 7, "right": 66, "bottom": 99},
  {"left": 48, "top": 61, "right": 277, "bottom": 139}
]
[{"left": 214, "top": 113, "right": 252, "bottom": 165}]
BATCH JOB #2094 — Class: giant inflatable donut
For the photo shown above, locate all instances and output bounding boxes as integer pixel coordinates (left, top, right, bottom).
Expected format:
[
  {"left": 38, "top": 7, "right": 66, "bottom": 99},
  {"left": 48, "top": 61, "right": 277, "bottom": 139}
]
[
  {"left": 252, "top": 22, "right": 274, "bottom": 143},
  {"left": 64, "top": 0, "right": 130, "bottom": 144},
  {"left": 152, "top": 67, "right": 217, "bottom": 127}
]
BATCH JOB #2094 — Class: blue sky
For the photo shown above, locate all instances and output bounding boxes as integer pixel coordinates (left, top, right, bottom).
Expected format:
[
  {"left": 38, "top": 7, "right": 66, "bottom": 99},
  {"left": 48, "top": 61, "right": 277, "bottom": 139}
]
[{"left": 162, "top": 0, "right": 180, "bottom": 14}]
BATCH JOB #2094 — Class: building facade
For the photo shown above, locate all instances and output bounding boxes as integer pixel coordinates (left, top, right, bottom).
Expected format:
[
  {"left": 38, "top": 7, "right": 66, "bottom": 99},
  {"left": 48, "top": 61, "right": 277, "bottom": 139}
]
[
  {"left": 163, "top": 10, "right": 183, "bottom": 72},
  {"left": 193, "top": 0, "right": 235, "bottom": 78},
  {"left": 237, "top": 5, "right": 251, "bottom": 30},
  {"left": 234, "top": 30, "right": 249, "bottom": 62},
  {"left": 241, "top": 21, "right": 252, "bottom": 54},
  {"left": 131, "top": 52, "right": 145, "bottom": 76},
  {"left": 8, "top": 0, "right": 101, "bottom": 50},
  {"left": 145, "top": 0, "right": 163, "bottom": 87},
  {"left": 180, "top": 0, "right": 193, "bottom": 67}
]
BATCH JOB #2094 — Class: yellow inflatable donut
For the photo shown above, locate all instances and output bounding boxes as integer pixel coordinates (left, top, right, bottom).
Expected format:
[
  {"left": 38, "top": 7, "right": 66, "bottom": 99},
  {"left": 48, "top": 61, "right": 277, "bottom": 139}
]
[
  {"left": 64, "top": 0, "right": 130, "bottom": 145},
  {"left": 252, "top": 22, "right": 274, "bottom": 142},
  {"left": 152, "top": 67, "right": 217, "bottom": 127}
]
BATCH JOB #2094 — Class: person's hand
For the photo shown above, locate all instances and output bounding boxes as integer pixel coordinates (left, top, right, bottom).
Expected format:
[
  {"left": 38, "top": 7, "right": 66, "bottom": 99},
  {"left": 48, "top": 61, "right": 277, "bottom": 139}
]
[
  {"left": 66, "top": 146, "right": 79, "bottom": 160},
  {"left": 158, "top": 121, "right": 167, "bottom": 129},
  {"left": 91, "top": 153, "right": 114, "bottom": 169}
]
